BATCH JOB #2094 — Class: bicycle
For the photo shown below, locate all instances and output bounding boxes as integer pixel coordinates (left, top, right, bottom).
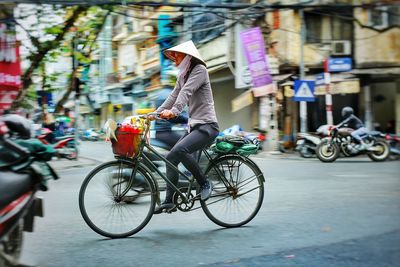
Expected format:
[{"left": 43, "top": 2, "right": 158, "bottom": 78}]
[{"left": 78, "top": 114, "right": 265, "bottom": 238}]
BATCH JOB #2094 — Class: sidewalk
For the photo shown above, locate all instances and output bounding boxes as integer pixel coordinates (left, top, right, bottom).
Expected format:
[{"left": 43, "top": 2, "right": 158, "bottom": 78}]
[{"left": 252, "top": 150, "right": 305, "bottom": 160}]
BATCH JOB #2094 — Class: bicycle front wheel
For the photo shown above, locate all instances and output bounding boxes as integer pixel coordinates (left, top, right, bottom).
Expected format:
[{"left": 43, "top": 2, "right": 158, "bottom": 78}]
[
  {"left": 79, "top": 160, "right": 156, "bottom": 238},
  {"left": 201, "top": 155, "right": 264, "bottom": 228}
]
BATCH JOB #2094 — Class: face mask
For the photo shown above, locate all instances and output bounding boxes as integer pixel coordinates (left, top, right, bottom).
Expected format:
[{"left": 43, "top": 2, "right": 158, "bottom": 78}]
[{"left": 177, "top": 55, "right": 192, "bottom": 86}]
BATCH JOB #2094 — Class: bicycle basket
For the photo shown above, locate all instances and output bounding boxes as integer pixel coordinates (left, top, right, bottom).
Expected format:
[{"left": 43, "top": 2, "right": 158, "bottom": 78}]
[{"left": 111, "top": 123, "right": 143, "bottom": 158}]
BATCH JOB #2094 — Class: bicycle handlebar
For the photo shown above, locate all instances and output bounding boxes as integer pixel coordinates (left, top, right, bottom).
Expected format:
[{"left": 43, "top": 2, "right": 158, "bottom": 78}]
[{"left": 139, "top": 112, "right": 163, "bottom": 121}]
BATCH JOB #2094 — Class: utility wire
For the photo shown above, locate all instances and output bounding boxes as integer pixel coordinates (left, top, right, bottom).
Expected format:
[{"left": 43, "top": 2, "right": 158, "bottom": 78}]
[{"left": 7, "top": 0, "right": 400, "bottom": 9}]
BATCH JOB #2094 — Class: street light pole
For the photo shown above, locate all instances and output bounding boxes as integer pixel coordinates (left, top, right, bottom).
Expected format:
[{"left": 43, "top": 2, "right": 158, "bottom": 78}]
[
  {"left": 299, "top": 9, "right": 307, "bottom": 133},
  {"left": 72, "top": 36, "right": 80, "bottom": 159},
  {"left": 324, "top": 58, "right": 334, "bottom": 125}
]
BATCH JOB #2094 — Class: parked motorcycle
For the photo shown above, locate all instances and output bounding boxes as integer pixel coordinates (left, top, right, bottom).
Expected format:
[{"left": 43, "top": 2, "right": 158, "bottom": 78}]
[
  {"left": 295, "top": 125, "right": 330, "bottom": 158},
  {"left": 0, "top": 118, "right": 59, "bottom": 267},
  {"left": 316, "top": 126, "right": 390, "bottom": 162},
  {"left": 37, "top": 128, "right": 78, "bottom": 160},
  {"left": 79, "top": 128, "right": 100, "bottom": 142},
  {"left": 385, "top": 133, "right": 400, "bottom": 160}
]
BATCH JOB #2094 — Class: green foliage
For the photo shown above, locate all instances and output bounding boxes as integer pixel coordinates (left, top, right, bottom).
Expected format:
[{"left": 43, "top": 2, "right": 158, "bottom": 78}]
[{"left": 44, "top": 25, "right": 64, "bottom": 35}]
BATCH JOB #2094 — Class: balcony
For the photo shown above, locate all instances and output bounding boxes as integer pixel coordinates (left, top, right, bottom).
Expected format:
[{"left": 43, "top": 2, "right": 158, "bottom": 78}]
[{"left": 140, "top": 45, "right": 160, "bottom": 73}]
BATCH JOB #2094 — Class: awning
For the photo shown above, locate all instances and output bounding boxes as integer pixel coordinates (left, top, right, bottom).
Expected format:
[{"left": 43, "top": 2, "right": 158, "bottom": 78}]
[
  {"left": 283, "top": 73, "right": 361, "bottom": 96},
  {"left": 350, "top": 67, "right": 400, "bottom": 75},
  {"left": 208, "top": 63, "right": 228, "bottom": 74},
  {"left": 199, "top": 36, "right": 228, "bottom": 67},
  {"left": 273, "top": 73, "right": 293, "bottom": 83}
]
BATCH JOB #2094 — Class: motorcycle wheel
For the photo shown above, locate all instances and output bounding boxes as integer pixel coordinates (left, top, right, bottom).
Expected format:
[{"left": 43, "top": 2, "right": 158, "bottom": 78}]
[
  {"left": 316, "top": 139, "right": 340, "bottom": 163},
  {"left": 367, "top": 139, "right": 390, "bottom": 162},
  {"left": 65, "top": 142, "right": 78, "bottom": 160},
  {"left": 0, "top": 220, "right": 23, "bottom": 267},
  {"left": 299, "top": 146, "right": 314, "bottom": 158}
]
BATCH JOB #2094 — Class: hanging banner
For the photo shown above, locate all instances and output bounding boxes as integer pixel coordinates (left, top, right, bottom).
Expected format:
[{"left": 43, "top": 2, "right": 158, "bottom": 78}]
[
  {"left": 240, "top": 27, "right": 273, "bottom": 97},
  {"left": 0, "top": 23, "right": 22, "bottom": 114}
]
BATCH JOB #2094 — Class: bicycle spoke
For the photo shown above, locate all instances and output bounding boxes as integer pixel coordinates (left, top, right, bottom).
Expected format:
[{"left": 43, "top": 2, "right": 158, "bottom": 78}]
[
  {"left": 236, "top": 185, "right": 262, "bottom": 198},
  {"left": 79, "top": 161, "right": 155, "bottom": 238},
  {"left": 236, "top": 175, "right": 258, "bottom": 190},
  {"left": 201, "top": 156, "right": 264, "bottom": 228}
]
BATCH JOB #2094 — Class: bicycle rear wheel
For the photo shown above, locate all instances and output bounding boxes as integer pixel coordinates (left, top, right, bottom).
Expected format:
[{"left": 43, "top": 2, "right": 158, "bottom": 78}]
[
  {"left": 79, "top": 160, "right": 155, "bottom": 238},
  {"left": 201, "top": 155, "right": 264, "bottom": 227}
]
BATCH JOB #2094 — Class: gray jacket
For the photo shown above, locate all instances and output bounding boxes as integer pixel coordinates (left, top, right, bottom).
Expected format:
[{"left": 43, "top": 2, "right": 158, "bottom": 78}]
[{"left": 156, "top": 64, "right": 218, "bottom": 127}]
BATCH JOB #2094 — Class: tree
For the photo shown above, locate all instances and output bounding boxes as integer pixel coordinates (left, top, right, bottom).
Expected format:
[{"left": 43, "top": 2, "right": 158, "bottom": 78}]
[
  {"left": 53, "top": 7, "right": 110, "bottom": 113},
  {"left": 10, "top": 4, "right": 89, "bottom": 110}
]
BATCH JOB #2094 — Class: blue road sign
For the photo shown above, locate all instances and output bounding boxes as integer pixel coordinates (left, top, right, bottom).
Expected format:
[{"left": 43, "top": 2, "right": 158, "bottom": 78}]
[
  {"left": 293, "top": 80, "right": 315, "bottom": 102},
  {"left": 315, "top": 73, "right": 326, "bottom": 86},
  {"left": 328, "top": 58, "right": 352, "bottom": 72}
]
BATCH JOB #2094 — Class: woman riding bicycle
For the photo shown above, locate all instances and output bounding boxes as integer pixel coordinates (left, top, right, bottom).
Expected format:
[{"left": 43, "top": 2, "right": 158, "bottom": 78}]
[{"left": 151, "top": 40, "right": 219, "bottom": 214}]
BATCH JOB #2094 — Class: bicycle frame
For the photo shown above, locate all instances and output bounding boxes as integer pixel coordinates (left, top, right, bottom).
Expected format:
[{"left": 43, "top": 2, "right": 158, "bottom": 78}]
[
  {"left": 116, "top": 116, "right": 262, "bottom": 205},
  {"left": 117, "top": 118, "right": 216, "bottom": 204}
]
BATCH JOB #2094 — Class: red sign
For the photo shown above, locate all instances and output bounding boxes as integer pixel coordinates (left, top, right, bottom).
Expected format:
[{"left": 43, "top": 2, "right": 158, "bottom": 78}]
[{"left": 0, "top": 23, "right": 22, "bottom": 114}]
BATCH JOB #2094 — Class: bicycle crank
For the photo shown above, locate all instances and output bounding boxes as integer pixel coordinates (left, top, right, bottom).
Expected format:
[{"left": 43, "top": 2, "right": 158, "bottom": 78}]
[{"left": 173, "top": 187, "right": 195, "bottom": 212}]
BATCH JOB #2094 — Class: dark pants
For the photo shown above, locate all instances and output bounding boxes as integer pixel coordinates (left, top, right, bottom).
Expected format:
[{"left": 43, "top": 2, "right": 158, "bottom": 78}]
[
  {"left": 155, "top": 130, "right": 183, "bottom": 149},
  {"left": 165, "top": 123, "right": 219, "bottom": 202}
]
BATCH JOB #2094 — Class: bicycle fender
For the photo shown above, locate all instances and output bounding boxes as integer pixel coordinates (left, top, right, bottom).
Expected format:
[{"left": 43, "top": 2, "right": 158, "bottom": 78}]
[{"left": 209, "top": 154, "right": 265, "bottom": 183}]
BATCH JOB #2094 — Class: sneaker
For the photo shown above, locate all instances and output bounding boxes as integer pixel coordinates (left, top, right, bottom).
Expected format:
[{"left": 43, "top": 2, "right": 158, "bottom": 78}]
[
  {"left": 153, "top": 202, "right": 176, "bottom": 214},
  {"left": 200, "top": 180, "right": 213, "bottom": 201}
]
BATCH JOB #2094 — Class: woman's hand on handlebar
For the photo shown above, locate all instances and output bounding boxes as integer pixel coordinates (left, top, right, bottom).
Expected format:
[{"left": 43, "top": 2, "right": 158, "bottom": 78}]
[
  {"left": 160, "top": 110, "right": 176, "bottom": 120},
  {"left": 146, "top": 112, "right": 162, "bottom": 121}
]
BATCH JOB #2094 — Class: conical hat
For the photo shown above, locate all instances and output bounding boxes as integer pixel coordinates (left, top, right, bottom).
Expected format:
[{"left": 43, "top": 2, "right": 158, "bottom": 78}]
[{"left": 164, "top": 40, "right": 206, "bottom": 66}]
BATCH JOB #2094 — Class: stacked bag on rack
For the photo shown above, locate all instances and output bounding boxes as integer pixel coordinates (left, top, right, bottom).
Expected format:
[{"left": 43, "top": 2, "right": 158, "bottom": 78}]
[{"left": 211, "top": 135, "right": 259, "bottom": 156}]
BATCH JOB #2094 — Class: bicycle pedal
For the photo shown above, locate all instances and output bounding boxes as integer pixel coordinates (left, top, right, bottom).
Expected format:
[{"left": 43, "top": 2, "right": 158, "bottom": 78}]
[{"left": 165, "top": 207, "right": 177, "bottom": 214}]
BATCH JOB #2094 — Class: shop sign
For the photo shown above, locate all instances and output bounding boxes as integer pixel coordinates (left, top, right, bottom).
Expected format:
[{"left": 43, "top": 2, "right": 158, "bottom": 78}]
[
  {"left": 328, "top": 58, "right": 352, "bottom": 72},
  {"left": 315, "top": 79, "right": 360, "bottom": 95},
  {"left": 231, "top": 89, "right": 253, "bottom": 113},
  {"left": 252, "top": 82, "right": 277, "bottom": 97},
  {"left": 240, "top": 27, "right": 273, "bottom": 95},
  {"left": 315, "top": 72, "right": 330, "bottom": 85},
  {"left": 284, "top": 85, "right": 294, "bottom": 97},
  {"left": 267, "top": 55, "right": 279, "bottom": 75},
  {"left": 0, "top": 23, "right": 22, "bottom": 113}
]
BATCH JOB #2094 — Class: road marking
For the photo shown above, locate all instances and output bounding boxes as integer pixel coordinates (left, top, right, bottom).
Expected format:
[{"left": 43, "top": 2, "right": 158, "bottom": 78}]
[{"left": 332, "top": 174, "right": 371, "bottom": 177}]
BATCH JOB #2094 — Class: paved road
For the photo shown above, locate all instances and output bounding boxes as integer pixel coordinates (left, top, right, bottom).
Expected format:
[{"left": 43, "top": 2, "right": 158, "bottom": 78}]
[{"left": 19, "top": 141, "right": 400, "bottom": 267}]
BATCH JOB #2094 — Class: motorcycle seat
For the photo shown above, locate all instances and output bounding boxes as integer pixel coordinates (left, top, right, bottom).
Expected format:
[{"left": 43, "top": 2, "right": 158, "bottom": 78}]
[
  {"left": 0, "top": 171, "right": 33, "bottom": 210},
  {"left": 55, "top": 135, "right": 74, "bottom": 141}
]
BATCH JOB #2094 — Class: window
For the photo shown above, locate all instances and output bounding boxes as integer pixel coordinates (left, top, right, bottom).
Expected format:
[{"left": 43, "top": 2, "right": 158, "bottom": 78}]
[
  {"left": 369, "top": 7, "right": 389, "bottom": 29},
  {"left": 305, "top": 10, "right": 353, "bottom": 44},
  {"left": 305, "top": 13, "right": 322, "bottom": 43},
  {"left": 369, "top": 6, "right": 400, "bottom": 29},
  {"left": 388, "top": 6, "right": 400, "bottom": 27},
  {"left": 331, "top": 16, "right": 352, "bottom": 40}
]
